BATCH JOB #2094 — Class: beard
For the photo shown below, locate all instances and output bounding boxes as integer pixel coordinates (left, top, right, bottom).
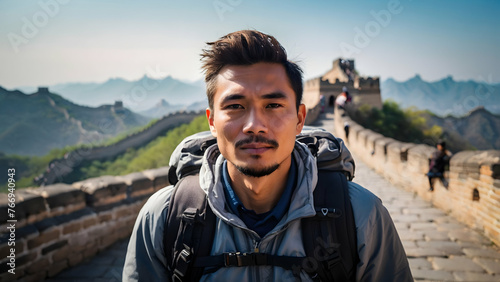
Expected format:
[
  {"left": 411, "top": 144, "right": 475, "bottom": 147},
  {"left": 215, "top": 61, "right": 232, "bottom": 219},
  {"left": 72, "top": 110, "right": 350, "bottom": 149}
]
[{"left": 234, "top": 163, "right": 280, "bottom": 178}]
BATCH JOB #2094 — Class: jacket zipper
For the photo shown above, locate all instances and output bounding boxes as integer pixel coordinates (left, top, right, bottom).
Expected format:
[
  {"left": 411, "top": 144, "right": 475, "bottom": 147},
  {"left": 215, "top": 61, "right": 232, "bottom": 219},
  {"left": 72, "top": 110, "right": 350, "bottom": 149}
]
[{"left": 253, "top": 240, "right": 260, "bottom": 253}]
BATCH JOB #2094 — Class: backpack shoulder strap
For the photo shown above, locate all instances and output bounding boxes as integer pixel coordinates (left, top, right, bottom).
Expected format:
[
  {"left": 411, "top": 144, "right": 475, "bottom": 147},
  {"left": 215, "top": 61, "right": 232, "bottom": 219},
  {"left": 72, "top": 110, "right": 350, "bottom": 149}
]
[
  {"left": 301, "top": 170, "right": 358, "bottom": 281},
  {"left": 164, "top": 174, "right": 216, "bottom": 282}
]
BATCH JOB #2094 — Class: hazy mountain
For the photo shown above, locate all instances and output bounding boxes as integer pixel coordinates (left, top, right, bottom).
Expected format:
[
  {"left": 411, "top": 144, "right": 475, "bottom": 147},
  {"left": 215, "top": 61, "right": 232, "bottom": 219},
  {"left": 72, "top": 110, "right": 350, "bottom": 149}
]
[
  {"left": 381, "top": 75, "right": 500, "bottom": 117},
  {"left": 0, "top": 87, "right": 151, "bottom": 156},
  {"left": 186, "top": 100, "right": 209, "bottom": 112},
  {"left": 15, "top": 75, "right": 206, "bottom": 112},
  {"left": 425, "top": 107, "right": 500, "bottom": 151},
  {"left": 140, "top": 98, "right": 208, "bottom": 118},
  {"left": 140, "top": 99, "right": 185, "bottom": 118}
]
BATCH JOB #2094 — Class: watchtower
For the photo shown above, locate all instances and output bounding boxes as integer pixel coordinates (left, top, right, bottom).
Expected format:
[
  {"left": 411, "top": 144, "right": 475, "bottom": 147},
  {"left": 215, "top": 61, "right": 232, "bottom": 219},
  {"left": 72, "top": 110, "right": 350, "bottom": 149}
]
[{"left": 303, "top": 58, "right": 382, "bottom": 112}]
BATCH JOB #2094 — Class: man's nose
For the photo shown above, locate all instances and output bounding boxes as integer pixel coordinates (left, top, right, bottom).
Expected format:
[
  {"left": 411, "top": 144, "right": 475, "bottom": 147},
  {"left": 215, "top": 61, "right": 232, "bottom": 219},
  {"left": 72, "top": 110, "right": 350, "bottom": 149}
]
[{"left": 243, "top": 108, "right": 268, "bottom": 134}]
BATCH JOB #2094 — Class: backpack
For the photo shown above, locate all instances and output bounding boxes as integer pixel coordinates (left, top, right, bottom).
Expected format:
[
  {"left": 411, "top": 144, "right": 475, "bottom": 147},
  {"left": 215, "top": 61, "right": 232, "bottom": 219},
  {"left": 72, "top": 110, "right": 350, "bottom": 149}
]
[{"left": 164, "top": 127, "right": 358, "bottom": 281}]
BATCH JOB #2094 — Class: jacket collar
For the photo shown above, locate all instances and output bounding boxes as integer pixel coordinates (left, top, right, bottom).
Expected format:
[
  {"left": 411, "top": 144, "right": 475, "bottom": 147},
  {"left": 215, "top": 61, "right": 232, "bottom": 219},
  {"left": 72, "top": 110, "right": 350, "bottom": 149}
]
[{"left": 199, "top": 141, "right": 317, "bottom": 236}]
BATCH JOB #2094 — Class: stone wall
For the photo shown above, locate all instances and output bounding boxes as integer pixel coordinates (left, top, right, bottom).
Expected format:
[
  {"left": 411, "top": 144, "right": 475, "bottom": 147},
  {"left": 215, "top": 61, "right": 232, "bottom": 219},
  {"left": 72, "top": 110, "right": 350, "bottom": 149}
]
[
  {"left": 0, "top": 167, "right": 170, "bottom": 281},
  {"left": 333, "top": 108, "right": 500, "bottom": 246},
  {"left": 2, "top": 105, "right": 499, "bottom": 280},
  {"left": 305, "top": 102, "right": 322, "bottom": 125}
]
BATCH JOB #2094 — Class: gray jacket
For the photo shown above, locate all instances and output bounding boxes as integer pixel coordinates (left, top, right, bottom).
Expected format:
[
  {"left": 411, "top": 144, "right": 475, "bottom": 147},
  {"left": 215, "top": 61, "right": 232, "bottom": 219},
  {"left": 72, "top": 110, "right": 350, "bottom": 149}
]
[{"left": 123, "top": 136, "right": 412, "bottom": 281}]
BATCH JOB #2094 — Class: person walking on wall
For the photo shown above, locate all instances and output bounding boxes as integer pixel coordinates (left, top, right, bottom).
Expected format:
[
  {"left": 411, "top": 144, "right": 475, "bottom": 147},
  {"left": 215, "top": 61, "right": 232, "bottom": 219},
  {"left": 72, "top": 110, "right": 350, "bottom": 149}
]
[{"left": 335, "top": 86, "right": 351, "bottom": 110}]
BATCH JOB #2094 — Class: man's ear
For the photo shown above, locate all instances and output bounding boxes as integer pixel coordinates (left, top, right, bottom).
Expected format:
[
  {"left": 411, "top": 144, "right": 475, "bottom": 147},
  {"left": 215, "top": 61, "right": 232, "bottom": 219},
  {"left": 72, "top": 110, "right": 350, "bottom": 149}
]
[
  {"left": 296, "top": 104, "right": 306, "bottom": 134},
  {"left": 206, "top": 108, "right": 217, "bottom": 137}
]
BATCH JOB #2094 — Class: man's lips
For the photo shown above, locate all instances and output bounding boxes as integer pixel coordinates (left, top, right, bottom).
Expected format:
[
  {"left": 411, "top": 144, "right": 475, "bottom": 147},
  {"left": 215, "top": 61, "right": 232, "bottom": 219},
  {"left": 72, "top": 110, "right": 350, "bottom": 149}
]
[
  {"left": 235, "top": 136, "right": 279, "bottom": 152},
  {"left": 240, "top": 143, "right": 275, "bottom": 154}
]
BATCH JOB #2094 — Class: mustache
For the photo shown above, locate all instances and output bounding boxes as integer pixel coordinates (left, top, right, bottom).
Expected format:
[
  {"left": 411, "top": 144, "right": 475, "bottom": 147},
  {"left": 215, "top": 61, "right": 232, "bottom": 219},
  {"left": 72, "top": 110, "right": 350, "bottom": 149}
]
[{"left": 235, "top": 135, "right": 279, "bottom": 149}]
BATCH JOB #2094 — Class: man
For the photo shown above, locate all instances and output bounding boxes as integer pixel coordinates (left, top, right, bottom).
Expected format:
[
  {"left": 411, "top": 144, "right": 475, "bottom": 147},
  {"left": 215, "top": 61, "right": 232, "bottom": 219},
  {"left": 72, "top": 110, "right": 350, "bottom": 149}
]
[
  {"left": 123, "top": 30, "right": 412, "bottom": 281},
  {"left": 427, "top": 140, "right": 452, "bottom": 191}
]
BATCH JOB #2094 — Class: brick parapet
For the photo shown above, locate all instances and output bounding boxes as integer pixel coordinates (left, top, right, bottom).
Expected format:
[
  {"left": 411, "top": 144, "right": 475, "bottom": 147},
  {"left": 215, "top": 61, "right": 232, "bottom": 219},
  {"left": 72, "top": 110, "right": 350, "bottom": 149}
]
[
  {"left": 334, "top": 107, "right": 500, "bottom": 247},
  {"left": 0, "top": 165, "right": 171, "bottom": 280}
]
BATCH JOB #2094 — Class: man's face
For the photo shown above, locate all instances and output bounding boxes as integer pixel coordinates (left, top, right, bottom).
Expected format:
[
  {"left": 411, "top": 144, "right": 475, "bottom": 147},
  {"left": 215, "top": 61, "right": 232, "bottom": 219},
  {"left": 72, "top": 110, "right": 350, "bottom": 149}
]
[{"left": 206, "top": 63, "right": 306, "bottom": 177}]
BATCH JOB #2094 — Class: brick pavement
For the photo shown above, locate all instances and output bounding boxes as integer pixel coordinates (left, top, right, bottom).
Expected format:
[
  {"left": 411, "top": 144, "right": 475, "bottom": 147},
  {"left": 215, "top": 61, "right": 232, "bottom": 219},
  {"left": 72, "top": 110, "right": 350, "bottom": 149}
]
[{"left": 50, "top": 108, "right": 500, "bottom": 281}]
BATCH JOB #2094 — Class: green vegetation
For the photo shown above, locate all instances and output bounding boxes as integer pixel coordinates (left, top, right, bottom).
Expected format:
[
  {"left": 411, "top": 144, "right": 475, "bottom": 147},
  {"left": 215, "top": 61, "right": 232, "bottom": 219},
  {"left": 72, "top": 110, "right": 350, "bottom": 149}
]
[
  {"left": 70, "top": 115, "right": 209, "bottom": 181},
  {"left": 0, "top": 117, "right": 164, "bottom": 192},
  {"left": 349, "top": 100, "right": 443, "bottom": 145},
  {"left": 0, "top": 144, "right": 87, "bottom": 193},
  {"left": 0, "top": 115, "right": 208, "bottom": 193}
]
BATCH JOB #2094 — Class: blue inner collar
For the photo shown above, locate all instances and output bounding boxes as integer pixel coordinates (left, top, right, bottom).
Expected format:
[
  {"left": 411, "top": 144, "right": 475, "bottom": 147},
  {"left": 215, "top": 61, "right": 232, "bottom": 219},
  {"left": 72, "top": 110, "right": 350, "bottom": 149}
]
[{"left": 222, "top": 158, "right": 297, "bottom": 237}]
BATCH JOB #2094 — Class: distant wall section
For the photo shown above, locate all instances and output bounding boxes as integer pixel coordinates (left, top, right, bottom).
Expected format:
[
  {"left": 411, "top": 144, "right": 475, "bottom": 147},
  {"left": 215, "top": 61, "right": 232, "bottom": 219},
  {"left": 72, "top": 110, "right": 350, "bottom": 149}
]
[{"left": 38, "top": 111, "right": 203, "bottom": 185}]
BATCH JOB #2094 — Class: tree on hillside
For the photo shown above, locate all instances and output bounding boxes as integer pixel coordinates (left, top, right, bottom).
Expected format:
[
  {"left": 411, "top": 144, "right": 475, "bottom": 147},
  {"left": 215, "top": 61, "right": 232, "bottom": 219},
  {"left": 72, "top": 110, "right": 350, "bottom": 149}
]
[{"left": 349, "top": 100, "right": 445, "bottom": 148}]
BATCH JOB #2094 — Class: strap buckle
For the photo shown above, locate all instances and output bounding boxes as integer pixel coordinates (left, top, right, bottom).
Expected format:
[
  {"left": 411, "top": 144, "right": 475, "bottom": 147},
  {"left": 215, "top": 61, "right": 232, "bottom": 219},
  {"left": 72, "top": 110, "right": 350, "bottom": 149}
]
[
  {"left": 182, "top": 208, "right": 198, "bottom": 223},
  {"left": 173, "top": 249, "right": 193, "bottom": 281}
]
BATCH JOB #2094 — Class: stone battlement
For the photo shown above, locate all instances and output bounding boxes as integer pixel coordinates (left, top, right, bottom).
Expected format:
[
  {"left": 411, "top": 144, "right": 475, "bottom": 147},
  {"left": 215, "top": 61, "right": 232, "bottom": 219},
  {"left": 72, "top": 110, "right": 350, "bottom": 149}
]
[
  {"left": 333, "top": 108, "right": 500, "bottom": 247},
  {"left": 0, "top": 166, "right": 171, "bottom": 281}
]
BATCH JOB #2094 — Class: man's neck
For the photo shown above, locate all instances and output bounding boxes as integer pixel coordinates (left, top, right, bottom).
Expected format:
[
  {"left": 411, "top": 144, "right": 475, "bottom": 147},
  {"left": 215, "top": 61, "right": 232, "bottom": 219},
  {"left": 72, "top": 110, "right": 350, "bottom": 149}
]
[{"left": 227, "top": 156, "right": 292, "bottom": 214}]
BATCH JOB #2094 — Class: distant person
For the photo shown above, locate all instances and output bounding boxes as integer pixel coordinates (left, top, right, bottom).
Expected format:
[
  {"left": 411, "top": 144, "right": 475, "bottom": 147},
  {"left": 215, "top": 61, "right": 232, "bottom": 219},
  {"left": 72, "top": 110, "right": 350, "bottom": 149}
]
[
  {"left": 344, "top": 121, "right": 350, "bottom": 141},
  {"left": 427, "top": 140, "right": 452, "bottom": 191},
  {"left": 124, "top": 29, "right": 412, "bottom": 281},
  {"left": 335, "top": 86, "right": 351, "bottom": 110},
  {"left": 320, "top": 94, "right": 325, "bottom": 113}
]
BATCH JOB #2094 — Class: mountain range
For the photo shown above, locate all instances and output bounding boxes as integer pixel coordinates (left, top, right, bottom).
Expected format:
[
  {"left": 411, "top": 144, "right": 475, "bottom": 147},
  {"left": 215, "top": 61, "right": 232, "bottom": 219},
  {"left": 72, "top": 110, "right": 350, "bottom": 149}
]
[
  {"left": 15, "top": 75, "right": 206, "bottom": 113},
  {"left": 5, "top": 74, "right": 500, "bottom": 155},
  {"left": 139, "top": 98, "right": 208, "bottom": 118},
  {"left": 381, "top": 75, "right": 500, "bottom": 117},
  {"left": 0, "top": 87, "right": 150, "bottom": 156},
  {"left": 425, "top": 107, "right": 500, "bottom": 151}
]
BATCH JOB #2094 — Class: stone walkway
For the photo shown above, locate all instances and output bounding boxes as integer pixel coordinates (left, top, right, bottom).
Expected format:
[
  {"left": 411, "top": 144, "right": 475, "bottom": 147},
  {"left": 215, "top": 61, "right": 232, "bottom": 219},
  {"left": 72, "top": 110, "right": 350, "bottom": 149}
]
[{"left": 50, "top": 108, "right": 500, "bottom": 281}]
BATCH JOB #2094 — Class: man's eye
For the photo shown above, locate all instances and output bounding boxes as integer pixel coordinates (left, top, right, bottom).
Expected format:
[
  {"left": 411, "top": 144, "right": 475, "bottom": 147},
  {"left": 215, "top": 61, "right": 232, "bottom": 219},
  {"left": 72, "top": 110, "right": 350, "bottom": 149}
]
[
  {"left": 225, "top": 104, "right": 244, "bottom": 110},
  {"left": 267, "top": 103, "right": 283, "bottom": 109}
]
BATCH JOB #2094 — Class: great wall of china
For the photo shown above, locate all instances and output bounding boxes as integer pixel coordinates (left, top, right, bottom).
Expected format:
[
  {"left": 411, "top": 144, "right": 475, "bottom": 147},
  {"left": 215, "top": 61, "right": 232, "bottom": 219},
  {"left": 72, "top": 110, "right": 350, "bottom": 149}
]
[
  {"left": 35, "top": 110, "right": 203, "bottom": 186},
  {"left": 1, "top": 59, "right": 499, "bottom": 281}
]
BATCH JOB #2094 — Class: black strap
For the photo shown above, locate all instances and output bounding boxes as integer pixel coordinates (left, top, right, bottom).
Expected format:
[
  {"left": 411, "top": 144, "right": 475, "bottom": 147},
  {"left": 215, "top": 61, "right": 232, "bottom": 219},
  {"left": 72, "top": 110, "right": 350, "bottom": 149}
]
[
  {"left": 165, "top": 172, "right": 357, "bottom": 281},
  {"left": 301, "top": 170, "right": 358, "bottom": 281},
  {"left": 164, "top": 174, "right": 216, "bottom": 282},
  {"left": 194, "top": 252, "right": 304, "bottom": 269}
]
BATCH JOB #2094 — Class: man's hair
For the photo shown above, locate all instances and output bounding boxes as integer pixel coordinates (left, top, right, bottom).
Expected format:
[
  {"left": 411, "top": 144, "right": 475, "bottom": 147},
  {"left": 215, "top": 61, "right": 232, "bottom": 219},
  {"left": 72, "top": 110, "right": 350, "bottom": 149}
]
[{"left": 201, "top": 30, "right": 303, "bottom": 111}]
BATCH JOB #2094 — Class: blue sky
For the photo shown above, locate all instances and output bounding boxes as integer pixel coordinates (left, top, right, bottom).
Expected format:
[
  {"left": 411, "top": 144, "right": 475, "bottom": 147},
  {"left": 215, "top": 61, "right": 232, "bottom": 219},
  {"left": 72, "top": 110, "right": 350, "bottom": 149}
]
[{"left": 1, "top": 0, "right": 499, "bottom": 89}]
